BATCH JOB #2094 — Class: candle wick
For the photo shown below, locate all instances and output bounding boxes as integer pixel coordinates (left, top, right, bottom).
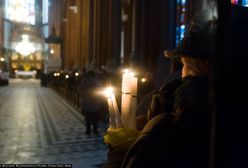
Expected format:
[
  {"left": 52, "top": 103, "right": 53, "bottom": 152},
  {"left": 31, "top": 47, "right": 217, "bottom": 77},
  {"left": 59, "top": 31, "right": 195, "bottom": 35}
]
[{"left": 122, "top": 92, "right": 131, "bottom": 94}]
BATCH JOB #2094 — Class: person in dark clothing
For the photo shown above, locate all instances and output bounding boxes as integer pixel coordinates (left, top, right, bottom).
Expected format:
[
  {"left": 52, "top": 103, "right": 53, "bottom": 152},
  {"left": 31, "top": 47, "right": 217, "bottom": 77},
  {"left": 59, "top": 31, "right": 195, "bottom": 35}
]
[
  {"left": 80, "top": 70, "right": 102, "bottom": 135},
  {"left": 147, "top": 78, "right": 182, "bottom": 120},
  {"left": 163, "top": 51, "right": 183, "bottom": 84},
  {"left": 138, "top": 72, "right": 156, "bottom": 102},
  {"left": 135, "top": 58, "right": 182, "bottom": 131},
  {"left": 121, "top": 9, "right": 216, "bottom": 168}
]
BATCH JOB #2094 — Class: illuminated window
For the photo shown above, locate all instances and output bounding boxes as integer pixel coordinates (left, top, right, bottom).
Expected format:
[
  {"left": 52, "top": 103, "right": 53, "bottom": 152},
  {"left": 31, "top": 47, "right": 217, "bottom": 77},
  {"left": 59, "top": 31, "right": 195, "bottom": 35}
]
[
  {"left": 181, "top": 0, "right": 186, "bottom": 5},
  {"left": 231, "top": 0, "right": 248, "bottom": 6},
  {"left": 231, "top": 0, "right": 239, "bottom": 4},
  {"left": 243, "top": 0, "right": 248, "bottom": 6},
  {"left": 42, "top": 0, "right": 49, "bottom": 24},
  {"left": 5, "top": 0, "right": 35, "bottom": 25},
  {"left": 176, "top": 0, "right": 187, "bottom": 46}
]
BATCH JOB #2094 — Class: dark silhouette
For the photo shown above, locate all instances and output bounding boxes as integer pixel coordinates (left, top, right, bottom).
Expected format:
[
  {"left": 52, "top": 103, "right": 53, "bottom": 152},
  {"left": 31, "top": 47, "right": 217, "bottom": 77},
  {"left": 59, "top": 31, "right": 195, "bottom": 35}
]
[
  {"left": 45, "top": 27, "right": 62, "bottom": 44},
  {"left": 121, "top": 9, "right": 216, "bottom": 168},
  {"left": 80, "top": 71, "right": 102, "bottom": 135}
]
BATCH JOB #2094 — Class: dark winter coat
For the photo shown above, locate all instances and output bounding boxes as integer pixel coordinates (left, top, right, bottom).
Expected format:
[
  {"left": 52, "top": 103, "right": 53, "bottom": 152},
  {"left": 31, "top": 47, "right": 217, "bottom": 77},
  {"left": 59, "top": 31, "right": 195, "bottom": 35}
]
[
  {"left": 80, "top": 74, "right": 102, "bottom": 117},
  {"left": 121, "top": 75, "right": 210, "bottom": 168}
]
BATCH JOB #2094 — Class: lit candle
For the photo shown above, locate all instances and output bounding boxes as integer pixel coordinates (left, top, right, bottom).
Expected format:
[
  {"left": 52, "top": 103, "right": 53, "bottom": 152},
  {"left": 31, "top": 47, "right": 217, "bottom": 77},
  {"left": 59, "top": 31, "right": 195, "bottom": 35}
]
[
  {"left": 122, "top": 69, "right": 131, "bottom": 94},
  {"left": 121, "top": 70, "right": 131, "bottom": 128},
  {"left": 129, "top": 75, "right": 138, "bottom": 129},
  {"left": 104, "top": 87, "right": 122, "bottom": 130},
  {"left": 112, "top": 94, "right": 123, "bottom": 128},
  {"left": 121, "top": 93, "right": 132, "bottom": 128},
  {"left": 107, "top": 96, "right": 117, "bottom": 130},
  {"left": 130, "top": 74, "right": 138, "bottom": 96},
  {"left": 121, "top": 70, "right": 137, "bottom": 129}
]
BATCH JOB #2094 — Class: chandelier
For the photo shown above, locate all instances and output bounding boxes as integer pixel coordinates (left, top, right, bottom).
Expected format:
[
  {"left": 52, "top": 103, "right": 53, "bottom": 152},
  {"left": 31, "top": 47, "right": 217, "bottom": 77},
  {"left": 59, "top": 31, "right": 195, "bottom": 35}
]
[{"left": 15, "top": 34, "right": 35, "bottom": 56}]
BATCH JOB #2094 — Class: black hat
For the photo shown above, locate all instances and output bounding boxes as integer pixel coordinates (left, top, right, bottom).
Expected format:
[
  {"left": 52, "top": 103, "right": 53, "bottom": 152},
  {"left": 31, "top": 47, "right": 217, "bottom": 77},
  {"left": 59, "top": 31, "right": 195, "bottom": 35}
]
[{"left": 166, "top": 9, "right": 217, "bottom": 60}]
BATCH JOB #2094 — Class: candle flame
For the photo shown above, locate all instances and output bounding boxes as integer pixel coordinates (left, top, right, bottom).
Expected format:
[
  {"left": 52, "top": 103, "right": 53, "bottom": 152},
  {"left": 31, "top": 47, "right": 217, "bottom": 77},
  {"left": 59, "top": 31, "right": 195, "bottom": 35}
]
[
  {"left": 103, "top": 87, "right": 114, "bottom": 97},
  {"left": 123, "top": 69, "right": 129, "bottom": 73},
  {"left": 129, "top": 72, "right": 135, "bottom": 77},
  {"left": 141, "top": 78, "right": 146, "bottom": 82}
]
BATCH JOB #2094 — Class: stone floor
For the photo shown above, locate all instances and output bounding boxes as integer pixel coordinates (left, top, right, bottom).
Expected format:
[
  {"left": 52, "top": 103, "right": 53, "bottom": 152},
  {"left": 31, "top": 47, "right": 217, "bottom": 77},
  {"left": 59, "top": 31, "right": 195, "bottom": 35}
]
[{"left": 0, "top": 79, "right": 108, "bottom": 168}]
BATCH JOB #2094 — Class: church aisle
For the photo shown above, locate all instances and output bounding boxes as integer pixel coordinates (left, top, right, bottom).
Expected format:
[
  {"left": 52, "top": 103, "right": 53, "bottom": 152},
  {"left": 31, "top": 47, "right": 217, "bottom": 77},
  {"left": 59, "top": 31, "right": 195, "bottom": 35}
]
[{"left": 0, "top": 79, "right": 108, "bottom": 168}]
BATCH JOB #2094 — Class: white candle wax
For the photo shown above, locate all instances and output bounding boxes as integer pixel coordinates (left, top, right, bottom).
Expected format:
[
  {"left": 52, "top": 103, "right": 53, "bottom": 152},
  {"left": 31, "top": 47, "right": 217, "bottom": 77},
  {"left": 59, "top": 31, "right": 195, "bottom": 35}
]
[
  {"left": 122, "top": 71, "right": 131, "bottom": 93},
  {"left": 121, "top": 70, "right": 132, "bottom": 128},
  {"left": 131, "top": 77, "right": 138, "bottom": 96},
  {"left": 107, "top": 97, "right": 117, "bottom": 130},
  {"left": 112, "top": 95, "right": 123, "bottom": 128},
  {"left": 121, "top": 94, "right": 132, "bottom": 128},
  {"left": 129, "top": 96, "right": 137, "bottom": 129},
  {"left": 129, "top": 76, "right": 138, "bottom": 129}
]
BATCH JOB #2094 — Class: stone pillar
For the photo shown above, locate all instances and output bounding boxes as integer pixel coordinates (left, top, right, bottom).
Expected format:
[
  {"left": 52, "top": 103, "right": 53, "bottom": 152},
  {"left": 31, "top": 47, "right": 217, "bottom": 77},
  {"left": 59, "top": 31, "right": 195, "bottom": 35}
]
[
  {"left": 59, "top": 0, "right": 121, "bottom": 70},
  {"left": 59, "top": 0, "right": 81, "bottom": 69},
  {"left": 110, "top": 0, "right": 121, "bottom": 67},
  {"left": 90, "top": 0, "right": 121, "bottom": 70},
  {"left": 79, "top": 0, "right": 91, "bottom": 68},
  {"left": 122, "top": 0, "right": 133, "bottom": 66},
  {"left": 92, "top": 0, "right": 101, "bottom": 69},
  {"left": 129, "top": 0, "right": 177, "bottom": 73}
]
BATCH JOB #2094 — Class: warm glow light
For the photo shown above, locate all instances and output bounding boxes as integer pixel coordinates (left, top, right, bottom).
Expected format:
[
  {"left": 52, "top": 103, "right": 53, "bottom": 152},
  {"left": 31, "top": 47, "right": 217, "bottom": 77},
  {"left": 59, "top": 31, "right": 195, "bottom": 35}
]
[
  {"left": 129, "top": 72, "right": 135, "bottom": 77},
  {"left": 50, "top": 49, "right": 55, "bottom": 54},
  {"left": 53, "top": 72, "right": 60, "bottom": 77},
  {"left": 141, "top": 78, "right": 146, "bottom": 82},
  {"left": 122, "top": 69, "right": 136, "bottom": 77},
  {"left": 0, "top": 58, "right": 4, "bottom": 62},
  {"left": 121, "top": 69, "right": 138, "bottom": 129},
  {"left": 5, "top": 0, "right": 35, "bottom": 25},
  {"left": 15, "top": 34, "right": 35, "bottom": 56},
  {"left": 65, "top": 75, "right": 69, "bottom": 79},
  {"left": 103, "top": 87, "right": 114, "bottom": 97},
  {"left": 75, "top": 72, "right": 79, "bottom": 76},
  {"left": 123, "top": 69, "right": 129, "bottom": 73}
]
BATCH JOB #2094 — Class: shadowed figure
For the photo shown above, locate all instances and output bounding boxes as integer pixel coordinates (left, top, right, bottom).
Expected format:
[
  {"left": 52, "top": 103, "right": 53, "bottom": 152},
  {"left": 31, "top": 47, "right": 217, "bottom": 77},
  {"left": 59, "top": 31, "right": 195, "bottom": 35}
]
[{"left": 80, "top": 70, "right": 102, "bottom": 135}]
